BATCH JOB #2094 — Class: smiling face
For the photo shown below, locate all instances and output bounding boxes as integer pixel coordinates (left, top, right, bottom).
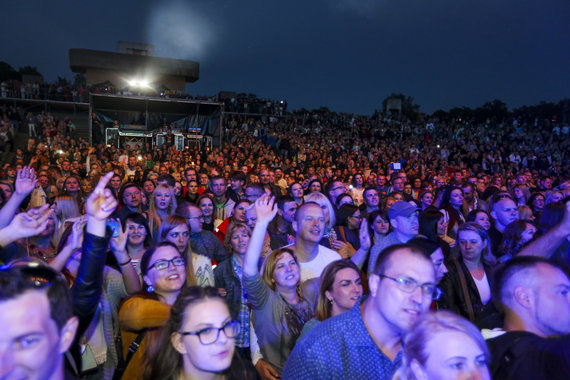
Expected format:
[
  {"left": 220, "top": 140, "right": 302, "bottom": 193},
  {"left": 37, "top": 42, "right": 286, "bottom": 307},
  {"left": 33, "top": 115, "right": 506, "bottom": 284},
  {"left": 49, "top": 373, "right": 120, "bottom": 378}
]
[
  {"left": 174, "top": 299, "right": 235, "bottom": 378},
  {"left": 126, "top": 219, "right": 147, "bottom": 246},
  {"left": 229, "top": 226, "right": 250, "bottom": 256},
  {"left": 421, "top": 192, "right": 433, "bottom": 207},
  {"left": 326, "top": 268, "right": 363, "bottom": 316},
  {"left": 294, "top": 203, "right": 325, "bottom": 244},
  {"left": 199, "top": 198, "right": 214, "bottom": 218},
  {"left": 272, "top": 251, "right": 300, "bottom": 291},
  {"left": 363, "top": 189, "right": 380, "bottom": 208},
  {"left": 143, "top": 246, "right": 186, "bottom": 296},
  {"left": 416, "top": 330, "right": 490, "bottom": 380}
]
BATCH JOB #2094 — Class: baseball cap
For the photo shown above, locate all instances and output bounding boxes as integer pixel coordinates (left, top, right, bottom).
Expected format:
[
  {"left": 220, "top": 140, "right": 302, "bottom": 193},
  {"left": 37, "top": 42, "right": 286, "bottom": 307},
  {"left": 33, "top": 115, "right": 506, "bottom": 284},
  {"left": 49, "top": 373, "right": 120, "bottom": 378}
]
[{"left": 388, "top": 201, "right": 420, "bottom": 219}]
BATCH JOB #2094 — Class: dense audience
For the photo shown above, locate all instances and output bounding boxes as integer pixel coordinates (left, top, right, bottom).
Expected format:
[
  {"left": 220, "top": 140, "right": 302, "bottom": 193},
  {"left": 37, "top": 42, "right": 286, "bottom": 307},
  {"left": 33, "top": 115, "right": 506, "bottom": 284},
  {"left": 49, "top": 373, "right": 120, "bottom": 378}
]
[{"left": 0, "top": 98, "right": 569, "bottom": 380}]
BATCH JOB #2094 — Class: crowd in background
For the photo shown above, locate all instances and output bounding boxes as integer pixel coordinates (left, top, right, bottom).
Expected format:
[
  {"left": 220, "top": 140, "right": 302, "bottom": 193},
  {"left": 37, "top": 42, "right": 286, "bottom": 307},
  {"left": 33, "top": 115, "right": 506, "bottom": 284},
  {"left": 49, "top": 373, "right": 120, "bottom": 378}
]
[{"left": 1, "top": 98, "right": 569, "bottom": 380}]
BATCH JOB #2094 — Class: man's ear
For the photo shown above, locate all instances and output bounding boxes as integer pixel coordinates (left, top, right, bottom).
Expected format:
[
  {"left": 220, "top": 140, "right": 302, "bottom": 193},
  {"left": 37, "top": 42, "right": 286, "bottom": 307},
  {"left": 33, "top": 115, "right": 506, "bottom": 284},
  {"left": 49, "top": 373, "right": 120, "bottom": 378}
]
[
  {"left": 513, "top": 285, "right": 534, "bottom": 309},
  {"left": 58, "top": 316, "right": 79, "bottom": 354},
  {"left": 368, "top": 274, "right": 380, "bottom": 298},
  {"left": 292, "top": 220, "right": 298, "bottom": 233}
]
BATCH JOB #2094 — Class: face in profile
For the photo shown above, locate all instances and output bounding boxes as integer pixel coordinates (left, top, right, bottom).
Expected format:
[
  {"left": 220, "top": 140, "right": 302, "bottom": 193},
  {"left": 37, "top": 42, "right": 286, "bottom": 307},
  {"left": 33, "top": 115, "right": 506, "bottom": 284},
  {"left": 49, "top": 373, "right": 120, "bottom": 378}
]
[
  {"left": 412, "top": 330, "right": 490, "bottom": 380},
  {"left": 172, "top": 298, "right": 236, "bottom": 377}
]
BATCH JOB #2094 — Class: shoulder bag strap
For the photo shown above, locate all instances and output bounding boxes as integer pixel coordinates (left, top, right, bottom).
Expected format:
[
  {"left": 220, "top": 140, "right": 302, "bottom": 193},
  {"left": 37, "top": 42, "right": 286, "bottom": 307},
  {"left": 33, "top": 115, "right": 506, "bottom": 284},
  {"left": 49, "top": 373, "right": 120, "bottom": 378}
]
[{"left": 453, "top": 259, "right": 476, "bottom": 322}]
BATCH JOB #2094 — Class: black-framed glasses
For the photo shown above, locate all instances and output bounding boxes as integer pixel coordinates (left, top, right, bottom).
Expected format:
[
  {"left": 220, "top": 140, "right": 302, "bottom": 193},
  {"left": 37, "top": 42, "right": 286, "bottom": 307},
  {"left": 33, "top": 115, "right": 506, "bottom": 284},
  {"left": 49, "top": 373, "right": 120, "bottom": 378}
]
[
  {"left": 148, "top": 257, "right": 185, "bottom": 271},
  {"left": 180, "top": 320, "right": 240, "bottom": 345},
  {"left": 379, "top": 274, "right": 442, "bottom": 300}
]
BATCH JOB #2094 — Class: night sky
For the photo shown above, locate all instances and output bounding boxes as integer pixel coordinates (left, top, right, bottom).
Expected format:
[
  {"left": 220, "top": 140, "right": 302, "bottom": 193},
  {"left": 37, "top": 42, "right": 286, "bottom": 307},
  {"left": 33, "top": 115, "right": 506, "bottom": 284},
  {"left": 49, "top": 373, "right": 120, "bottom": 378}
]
[{"left": 2, "top": 0, "right": 569, "bottom": 114}]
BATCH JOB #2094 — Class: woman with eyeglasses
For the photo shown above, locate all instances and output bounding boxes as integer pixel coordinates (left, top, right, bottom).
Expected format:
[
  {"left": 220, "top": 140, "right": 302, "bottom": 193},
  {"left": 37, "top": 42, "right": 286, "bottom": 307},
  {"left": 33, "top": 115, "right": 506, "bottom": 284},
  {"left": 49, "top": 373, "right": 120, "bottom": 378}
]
[
  {"left": 160, "top": 214, "right": 214, "bottom": 287},
  {"left": 118, "top": 242, "right": 194, "bottom": 379},
  {"left": 437, "top": 223, "right": 500, "bottom": 327},
  {"left": 143, "top": 286, "right": 258, "bottom": 380}
]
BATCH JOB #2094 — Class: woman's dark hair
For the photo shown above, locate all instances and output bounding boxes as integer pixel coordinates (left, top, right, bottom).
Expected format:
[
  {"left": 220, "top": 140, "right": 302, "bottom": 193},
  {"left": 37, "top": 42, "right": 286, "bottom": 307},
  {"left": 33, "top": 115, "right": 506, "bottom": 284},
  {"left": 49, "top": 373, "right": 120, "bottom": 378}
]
[
  {"left": 335, "top": 192, "right": 354, "bottom": 208},
  {"left": 498, "top": 220, "right": 534, "bottom": 258},
  {"left": 336, "top": 203, "right": 359, "bottom": 227},
  {"left": 308, "top": 179, "right": 323, "bottom": 192},
  {"left": 408, "top": 236, "right": 441, "bottom": 260},
  {"left": 527, "top": 192, "right": 546, "bottom": 213},
  {"left": 123, "top": 212, "right": 153, "bottom": 248},
  {"left": 439, "top": 186, "right": 467, "bottom": 235},
  {"left": 419, "top": 206, "right": 443, "bottom": 242},
  {"left": 466, "top": 209, "right": 489, "bottom": 223},
  {"left": 537, "top": 201, "right": 565, "bottom": 235},
  {"left": 140, "top": 241, "right": 180, "bottom": 278},
  {"left": 143, "top": 286, "right": 226, "bottom": 380},
  {"left": 367, "top": 209, "right": 389, "bottom": 229}
]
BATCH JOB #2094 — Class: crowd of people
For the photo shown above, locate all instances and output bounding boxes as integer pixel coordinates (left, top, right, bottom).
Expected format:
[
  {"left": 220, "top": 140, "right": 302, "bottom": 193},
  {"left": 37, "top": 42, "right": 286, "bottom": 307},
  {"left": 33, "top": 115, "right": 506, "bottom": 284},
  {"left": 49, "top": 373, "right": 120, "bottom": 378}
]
[{"left": 0, "top": 101, "right": 569, "bottom": 380}]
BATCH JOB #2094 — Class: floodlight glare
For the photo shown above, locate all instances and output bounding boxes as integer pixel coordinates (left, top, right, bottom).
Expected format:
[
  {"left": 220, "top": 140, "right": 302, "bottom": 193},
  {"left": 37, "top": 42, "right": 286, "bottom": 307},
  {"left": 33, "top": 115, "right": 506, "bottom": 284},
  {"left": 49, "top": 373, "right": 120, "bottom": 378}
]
[
  {"left": 140, "top": 79, "right": 149, "bottom": 87},
  {"left": 128, "top": 79, "right": 137, "bottom": 86}
]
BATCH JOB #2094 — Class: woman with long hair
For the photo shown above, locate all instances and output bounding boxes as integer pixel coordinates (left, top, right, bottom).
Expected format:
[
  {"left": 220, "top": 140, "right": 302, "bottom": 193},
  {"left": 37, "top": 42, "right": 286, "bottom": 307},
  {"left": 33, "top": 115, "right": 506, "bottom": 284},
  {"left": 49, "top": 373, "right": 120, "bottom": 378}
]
[
  {"left": 52, "top": 194, "right": 81, "bottom": 245},
  {"left": 62, "top": 174, "right": 85, "bottom": 209},
  {"left": 109, "top": 212, "right": 154, "bottom": 276},
  {"left": 349, "top": 173, "right": 365, "bottom": 205},
  {"left": 301, "top": 259, "right": 363, "bottom": 337},
  {"left": 496, "top": 220, "right": 537, "bottom": 262},
  {"left": 368, "top": 209, "right": 390, "bottom": 245},
  {"left": 419, "top": 190, "right": 434, "bottom": 211},
  {"left": 118, "top": 242, "right": 194, "bottom": 380},
  {"left": 147, "top": 184, "right": 177, "bottom": 241},
  {"left": 288, "top": 182, "right": 305, "bottom": 206},
  {"left": 439, "top": 186, "right": 468, "bottom": 240},
  {"left": 143, "top": 286, "right": 257, "bottom": 380},
  {"left": 243, "top": 195, "right": 313, "bottom": 376},
  {"left": 438, "top": 223, "right": 499, "bottom": 325},
  {"left": 512, "top": 184, "right": 531, "bottom": 206},
  {"left": 527, "top": 192, "right": 545, "bottom": 219},
  {"left": 198, "top": 194, "right": 216, "bottom": 232},
  {"left": 333, "top": 203, "right": 362, "bottom": 251},
  {"left": 393, "top": 311, "right": 491, "bottom": 380},
  {"left": 160, "top": 215, "right": 214, "bottom": 287}
]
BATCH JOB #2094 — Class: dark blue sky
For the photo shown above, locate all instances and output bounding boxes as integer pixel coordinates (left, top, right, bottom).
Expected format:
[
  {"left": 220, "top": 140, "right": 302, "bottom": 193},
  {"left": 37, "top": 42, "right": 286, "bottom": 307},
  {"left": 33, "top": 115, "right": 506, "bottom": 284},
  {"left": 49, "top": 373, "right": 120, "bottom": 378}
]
[{"left": 2, "top": 0, "right": 568, "bottom": 114}]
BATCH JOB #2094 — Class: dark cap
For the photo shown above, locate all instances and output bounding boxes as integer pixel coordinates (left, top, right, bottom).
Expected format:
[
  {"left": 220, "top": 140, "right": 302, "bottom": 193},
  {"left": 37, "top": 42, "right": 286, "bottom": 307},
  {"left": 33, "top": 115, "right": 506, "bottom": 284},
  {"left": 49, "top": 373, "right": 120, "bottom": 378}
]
[{"left": 388, "top": 201, "right": 420, "bottom": 219}]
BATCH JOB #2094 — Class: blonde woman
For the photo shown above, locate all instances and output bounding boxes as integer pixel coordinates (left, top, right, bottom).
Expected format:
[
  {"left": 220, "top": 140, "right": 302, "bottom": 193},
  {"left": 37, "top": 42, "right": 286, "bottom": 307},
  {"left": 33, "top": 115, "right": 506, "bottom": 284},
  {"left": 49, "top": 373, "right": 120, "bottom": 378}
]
[
  {"left": 147, "top": 184, "right": 177, "bottom": 241},
  {"left": 159, "top": 215, "right": 214, "bottom": 287}
]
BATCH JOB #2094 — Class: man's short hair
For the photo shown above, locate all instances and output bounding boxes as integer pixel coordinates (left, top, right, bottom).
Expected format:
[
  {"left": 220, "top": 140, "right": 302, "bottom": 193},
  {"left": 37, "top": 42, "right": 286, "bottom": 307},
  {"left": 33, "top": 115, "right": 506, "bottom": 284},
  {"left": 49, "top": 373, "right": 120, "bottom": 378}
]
[
  {"left": 294, "top": 201, "right": 321, "bottom": 222},
  {"left": 277, "top": 195, "right": 296, "bottom": 210},
  {"left": 230, "top": 171, "right": 246, "bottom": 182},
  {"left": 157, "top": 173, "right": 176, "bottom": 187},
  {"left": 493, "top": 256, "right": 568, "bottom": 311},
  {"left": 245, "top": 182, "right": 265, "bottom": 193},
  {"left": 362, "top": 186, "right": 378, "bottom": 198},
  {"left": 0, "top": 264, "right": 73, "bottom": 330},
  {"left": 372, "top": 244, "right": 430, "bottom": 276}
]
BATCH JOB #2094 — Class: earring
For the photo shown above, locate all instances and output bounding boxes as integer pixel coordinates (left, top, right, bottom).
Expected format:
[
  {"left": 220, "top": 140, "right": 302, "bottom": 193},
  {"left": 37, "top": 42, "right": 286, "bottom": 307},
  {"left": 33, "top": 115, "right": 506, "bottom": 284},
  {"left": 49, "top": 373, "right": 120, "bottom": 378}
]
[
  {"left": 329, "top": 298, "right": 333, "bottom": 304},
  {"left": 147, "top": 285, "right": 154, "bottom": 293}
]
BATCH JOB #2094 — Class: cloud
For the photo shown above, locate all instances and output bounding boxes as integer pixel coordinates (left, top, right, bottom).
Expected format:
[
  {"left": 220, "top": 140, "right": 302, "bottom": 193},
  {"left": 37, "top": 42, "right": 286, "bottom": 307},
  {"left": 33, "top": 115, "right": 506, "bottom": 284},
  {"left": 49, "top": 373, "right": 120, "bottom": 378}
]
[{"left": 146, "top": 2, "right": 216, "bottom": 60}]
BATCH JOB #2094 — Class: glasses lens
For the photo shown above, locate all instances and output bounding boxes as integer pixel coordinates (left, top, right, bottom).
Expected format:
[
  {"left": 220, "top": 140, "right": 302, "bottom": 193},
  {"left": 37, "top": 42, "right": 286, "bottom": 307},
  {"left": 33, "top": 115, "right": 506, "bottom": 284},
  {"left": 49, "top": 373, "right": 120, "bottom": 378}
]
[
  {"left": 173, "top": 257, "right": 185, "bottom": 266},
  {"left": 200, "top": 328, "right": 218, "bottom": 345},
  {"left": 153, "top": 260, "right": 168, "bottom": 270},
  {"left": 224, "top": 321, "right": 240, "bottom": 338}
]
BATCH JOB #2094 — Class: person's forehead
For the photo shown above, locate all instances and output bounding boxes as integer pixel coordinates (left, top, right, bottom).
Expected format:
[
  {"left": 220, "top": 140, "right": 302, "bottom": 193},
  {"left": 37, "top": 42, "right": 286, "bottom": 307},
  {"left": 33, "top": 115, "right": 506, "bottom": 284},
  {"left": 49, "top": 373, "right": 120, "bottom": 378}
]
[
  {"left": 189, "top": 206, "right": 202, "bottom": 216},
  {"left": 384, "top": 249, "right": 435, "bottom": 280},
  {"left": 535, "top": 263, "right": 570, "bottom": 288},
  {"left": 299, "top": 204, "right": 324, "bottom": 218},
  {"left": 496, "top": 199, "right": 516, "bottom": 210},
  {"left": 0, "top": 290, "right": 56, "bottom": 338}
]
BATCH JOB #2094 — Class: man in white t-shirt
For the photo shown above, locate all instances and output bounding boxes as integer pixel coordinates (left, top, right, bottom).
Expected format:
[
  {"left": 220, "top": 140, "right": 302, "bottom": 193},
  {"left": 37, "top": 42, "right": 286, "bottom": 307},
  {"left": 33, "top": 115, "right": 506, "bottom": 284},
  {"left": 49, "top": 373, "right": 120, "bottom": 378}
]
[{"left": 287, "top": 202, "right": 341, "bottom": 282}]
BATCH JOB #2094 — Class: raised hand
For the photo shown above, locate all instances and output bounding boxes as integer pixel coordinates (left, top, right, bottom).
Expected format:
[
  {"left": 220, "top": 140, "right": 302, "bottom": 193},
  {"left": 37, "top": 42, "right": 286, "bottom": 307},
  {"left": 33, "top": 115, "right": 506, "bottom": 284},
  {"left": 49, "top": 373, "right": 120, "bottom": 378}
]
[
  {"left": 8, "top": 204, "right": 52, "bottom": 240},
  {"left": 68, "top": 219, "right": 86, "bottom": 250},
  {"left": 85, "top": 171, "right": 117, "bottom": 220},
  {"left": 15, "top": 166, "right": 37, "bottom": 197},
  {"left": 359, "top": 217, "right": 371, "bottom": 252},
  {"left": 110, "top": 219, "right": 128, "bottom": 253},
  {"left": 255, "top": 194, "right": 278, "bottom": 225}
]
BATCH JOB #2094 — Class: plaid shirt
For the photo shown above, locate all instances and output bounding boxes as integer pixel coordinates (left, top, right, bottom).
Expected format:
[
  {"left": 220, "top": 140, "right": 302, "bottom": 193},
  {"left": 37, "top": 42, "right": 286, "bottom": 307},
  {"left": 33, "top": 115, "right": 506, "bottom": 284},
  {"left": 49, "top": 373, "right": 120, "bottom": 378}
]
[{"left": 232, "top": 256, "right": 250, "bottom": 348}]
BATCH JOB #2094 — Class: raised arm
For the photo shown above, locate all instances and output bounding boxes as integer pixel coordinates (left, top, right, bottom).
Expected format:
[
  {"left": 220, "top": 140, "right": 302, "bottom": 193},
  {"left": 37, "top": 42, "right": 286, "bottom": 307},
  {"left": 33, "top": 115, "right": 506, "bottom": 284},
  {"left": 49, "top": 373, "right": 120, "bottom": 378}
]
[
  {"left": 350, "top": 217, "right": 371, "bottom": 269},
  {"left": 244, "top": 195, "right": 278, "bottom": 277},
  {"left": 518, "top": 199, "right": 570, "bottom": 258},
  {"left": 0, "top": 166, "right": 37, "bottom": 229},
  {"left": 110, "top": 219, "right": 141, "bottom": 294},
  {"left": 0, "top": 204, "right": 51, "bottom": 249}
]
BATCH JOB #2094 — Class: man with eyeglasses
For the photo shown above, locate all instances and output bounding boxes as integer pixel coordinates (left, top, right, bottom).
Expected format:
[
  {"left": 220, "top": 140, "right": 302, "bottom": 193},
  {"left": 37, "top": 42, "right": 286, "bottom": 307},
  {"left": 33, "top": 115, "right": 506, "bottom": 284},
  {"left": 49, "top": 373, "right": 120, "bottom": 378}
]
[
  {"left": 114, "top": 183, "right": 143, "bottom": 223},
  {"left": 282, "top": 244, "right": 438, "bottom": 380},
  {"left": 325, "top": 180, "right": 346, "bottom": 207},
  {"left": 176, "top": 202, "right": 229, "bottom": 264}
]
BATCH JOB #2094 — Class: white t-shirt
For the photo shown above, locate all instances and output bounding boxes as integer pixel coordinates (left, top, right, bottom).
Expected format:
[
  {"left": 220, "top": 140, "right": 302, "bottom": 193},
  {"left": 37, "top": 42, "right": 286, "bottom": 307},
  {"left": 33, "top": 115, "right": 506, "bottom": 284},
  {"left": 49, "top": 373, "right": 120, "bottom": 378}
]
[
  {"left": 297, "top": 245, "right": 341, "bottom": 283},
  {"left": 472, "top": 271, "right": 491, "bottom": 305}
]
